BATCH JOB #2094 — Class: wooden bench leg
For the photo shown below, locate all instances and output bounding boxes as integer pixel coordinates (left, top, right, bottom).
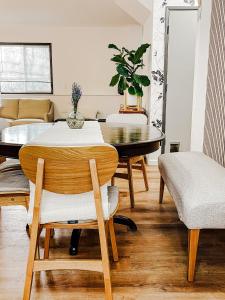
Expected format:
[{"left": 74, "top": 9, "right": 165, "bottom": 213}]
[
  {"left": 159, "top": 176, "right": 164, "bottom": 204},
  {"left": 188, "top": 229, "right": 200, "bottom": 282}
]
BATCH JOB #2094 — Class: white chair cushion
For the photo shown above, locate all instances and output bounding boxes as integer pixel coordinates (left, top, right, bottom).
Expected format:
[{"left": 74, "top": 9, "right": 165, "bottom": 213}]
[
  {"left": 27, "top": 184, "right": 119, "bottom": 224},
  {"left": 0, "top": 168, "right": 29, "bottom": 194},
  {"left": 0, "top": 159, "right": 21, "bottom": 172},
  {"left": 158, "top": 152, "right": 225, "bottom": 229},
  {"left": 106, "top": 113, "right": 147, "bottom": 125}
]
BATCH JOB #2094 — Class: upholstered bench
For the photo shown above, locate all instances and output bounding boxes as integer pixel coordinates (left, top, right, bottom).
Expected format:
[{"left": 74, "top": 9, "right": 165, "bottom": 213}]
[{"left": 158, "top": 151, "right": 225, "bottom": 281}]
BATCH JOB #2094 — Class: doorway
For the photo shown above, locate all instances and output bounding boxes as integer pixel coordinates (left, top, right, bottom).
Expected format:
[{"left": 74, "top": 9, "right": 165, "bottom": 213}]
[{"left": 162, "top": 7, "right": 199, "bottom": 153}]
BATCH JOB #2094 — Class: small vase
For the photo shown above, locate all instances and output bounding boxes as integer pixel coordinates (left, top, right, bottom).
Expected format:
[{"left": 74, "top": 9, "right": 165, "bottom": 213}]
[{"left": 66, "top": 111, "right": 84, "bottom": 129}]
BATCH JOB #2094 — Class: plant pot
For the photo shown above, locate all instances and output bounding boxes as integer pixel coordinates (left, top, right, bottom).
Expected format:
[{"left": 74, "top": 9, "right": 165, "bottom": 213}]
[
  {"left": 66, "top": 111, "right": 84, "bottom": 129},
  {"left": 125, "top": 91, "right": 137, "bottom": 107},
  {"left": 125, "top": 91, "right": 142, "bottom": 109}
]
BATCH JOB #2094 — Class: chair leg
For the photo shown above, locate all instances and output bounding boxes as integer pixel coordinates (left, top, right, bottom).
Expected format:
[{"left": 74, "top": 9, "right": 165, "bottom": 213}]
[
  {"left": 108, "top": 218, "right": 118, "bottom": 262},
  {"left": 140, "top": 158, "right": 149, "bottom": 191},
  {"left": 111, "top": 176, "right": 115, "bottom": 186},
  {"left": 0, "top": 156, "right": 6, "bottom": 164},
  {"left": 98, "top": 223, "right": 113, "bottom": 300},
  {"left": 127, "top": 161, "right": 135, "bottom": 208},
  {"left": 188, "top": 229, "right": 200, "bottom": 282},
  {"left": 44, "top": 228, "right": 51, "bottom": 259},
  {"left": 23, "top": 223, "right": 40, "bottom": 300},
  {"left": 159, "top": 176, "right": 165, "bottom": 204}
]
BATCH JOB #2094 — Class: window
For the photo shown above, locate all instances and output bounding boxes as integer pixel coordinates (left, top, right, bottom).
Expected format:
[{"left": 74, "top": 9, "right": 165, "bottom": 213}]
[{"left": 0, "top": 43, "right": 53, "bottom": 94}]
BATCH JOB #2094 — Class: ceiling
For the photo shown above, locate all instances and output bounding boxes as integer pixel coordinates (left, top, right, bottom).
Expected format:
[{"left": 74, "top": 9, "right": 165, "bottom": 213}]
[{"left": 0, "top": 0, "right": 142, "bottom": 26}]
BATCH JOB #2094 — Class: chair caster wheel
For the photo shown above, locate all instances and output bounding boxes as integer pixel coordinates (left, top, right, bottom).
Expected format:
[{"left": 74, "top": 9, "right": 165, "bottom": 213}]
[{"left": 69, "top": 246, "right": 78, "bottom": 256}]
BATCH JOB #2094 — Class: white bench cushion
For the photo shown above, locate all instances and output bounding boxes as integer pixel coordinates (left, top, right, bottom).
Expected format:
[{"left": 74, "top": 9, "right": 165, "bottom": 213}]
[
  {"left": 159, "top": 152, "right": 225, "bottom": 229},
  {"left": 27, "top": 185, "right": 119, "bottom": 224}
]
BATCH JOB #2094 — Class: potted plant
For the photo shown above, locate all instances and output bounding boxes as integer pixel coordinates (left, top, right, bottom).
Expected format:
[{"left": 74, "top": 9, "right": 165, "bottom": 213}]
[{"left": 108, "top": 43, "right": 151, "bottom": 107}]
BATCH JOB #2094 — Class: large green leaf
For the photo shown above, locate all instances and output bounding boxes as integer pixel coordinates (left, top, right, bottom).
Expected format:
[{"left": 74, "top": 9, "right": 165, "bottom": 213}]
[
  {"left": 108, "top": 44, "right": 120, "bottom": 51},
  {"left": 127, "top": 50, "right": 136, "bottom": 64},
  {"left": 133, "top": 74, "right": 150, "bottom": 86},
  {"left": 133, "top": 43, "right": 150, "bottom": 64},
  {"left": 134, "top": 84, "right": 143, "bottom": 97},
  {"left": 117, "top": 64, "right": 129, "bottom": 77},
  {"left": 110, "top": 74, "right": 120, "bottom": 87},
  {"left": 128, "top": 86, "right": 136, "bottom": 95},
  {"left": 118, "top": 76, "right": 127, "bottom": 95},
  {"left": 111, "top": 55, "right": 126, "bottom": 64}
]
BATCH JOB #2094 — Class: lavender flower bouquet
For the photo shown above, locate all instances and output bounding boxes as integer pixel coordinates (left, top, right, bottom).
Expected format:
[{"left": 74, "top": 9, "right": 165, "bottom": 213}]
[{"left": 66, "top": 82, "right": 84, "bottom": 129}]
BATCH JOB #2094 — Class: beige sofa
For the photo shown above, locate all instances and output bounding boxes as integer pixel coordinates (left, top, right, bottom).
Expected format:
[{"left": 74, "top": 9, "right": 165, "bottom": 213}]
[{"left": 0, "top": 99, "right": 54, "bottom": 127}]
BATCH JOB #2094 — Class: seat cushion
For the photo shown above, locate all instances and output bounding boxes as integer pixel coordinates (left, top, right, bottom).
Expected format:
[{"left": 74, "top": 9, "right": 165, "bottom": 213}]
[
  {"left": 0, "top": 99, "right": 19, "bottom": 119},
  {"left": 0, "top": 118, "right": 12, "bottom": 130},
  {"left": 18, "top": 99, "right": 50, "bottom": 120},
  {"left": 0, "top": 159, "right": 21, "bottom": 172},
  {"left": 10, "top": 118, "right": 45, "bottom": 126},
  {"left": 158, "top": 152, "right": 225, "bottom": 229},
  {"left": 27, "top": 185, "right": 119, "bottom": 225},
  {"left": 0, "top": 168, "right": 29, "bottom": 195}
]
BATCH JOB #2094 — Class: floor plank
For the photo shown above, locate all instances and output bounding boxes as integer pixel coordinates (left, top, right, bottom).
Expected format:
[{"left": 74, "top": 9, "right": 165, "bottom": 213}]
[{"left": 1, "top": 166, "right": 225, "bottom": 299}]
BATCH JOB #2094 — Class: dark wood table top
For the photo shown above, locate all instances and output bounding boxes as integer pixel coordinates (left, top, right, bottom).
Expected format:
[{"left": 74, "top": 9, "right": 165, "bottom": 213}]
[{"left": 0, "top": 122, "right": 165, "bottom": 158}]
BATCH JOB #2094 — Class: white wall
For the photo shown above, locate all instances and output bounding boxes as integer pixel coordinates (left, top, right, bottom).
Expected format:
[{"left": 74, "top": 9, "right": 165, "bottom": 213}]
[
  {"left": 142, "top": 10, "right": 153, "bottom": 112},
  {"left": 191, "top": 0, "right": 212, "bottom": 151},
  {"left": 0, "top": 25, "right": 142, "bottom": 119}
]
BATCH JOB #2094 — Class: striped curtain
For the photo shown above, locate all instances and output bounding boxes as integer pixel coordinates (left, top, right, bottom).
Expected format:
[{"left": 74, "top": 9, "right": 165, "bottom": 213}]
[{"left": 203, "top": 0, "right": 225, "bottom": 166}]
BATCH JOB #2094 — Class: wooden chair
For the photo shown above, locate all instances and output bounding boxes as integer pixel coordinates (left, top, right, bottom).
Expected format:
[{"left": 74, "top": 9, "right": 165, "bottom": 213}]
[
  {"left": 106, "top": 114, "right": 149, "bottom": 208},
  {"left": 19, "top": 145, "right": 119, "bottom": 300},
  {"left": 0, "top": 157, "right": 29, "bottom": 210}
]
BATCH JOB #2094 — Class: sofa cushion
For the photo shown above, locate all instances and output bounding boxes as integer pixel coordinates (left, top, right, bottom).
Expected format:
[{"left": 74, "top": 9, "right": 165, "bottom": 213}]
[
  {"left": 0, "top": 118, "right": 12, "bottom": 130},
  {"left": 18, "top": 99, "right": 50, "bottom": 120},
  {"left": 10, "top": 118, "right": 45, "bottom": 126},
  {"left": 0, "top": 99, "right": 19, "bottom": 119},
  {"left": 158, "top": 152, "right": 225, "bottom": 229}
]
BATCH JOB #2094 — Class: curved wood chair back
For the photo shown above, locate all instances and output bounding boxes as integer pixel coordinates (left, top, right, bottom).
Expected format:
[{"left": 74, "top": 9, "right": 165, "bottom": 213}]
[{"left": 19, "top": 145, "right": 118, "bottom": 195}]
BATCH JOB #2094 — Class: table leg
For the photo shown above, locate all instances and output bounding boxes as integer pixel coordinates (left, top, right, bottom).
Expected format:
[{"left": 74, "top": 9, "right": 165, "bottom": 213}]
[
  {"left": 69, "top": 215, "right": 137, "bottom": 256},
  {"left": 68, "top": 220, "right": 82, "bottom": 256},
  {"left": 113, "top": 215, "right": 137, "bottom": 231}
]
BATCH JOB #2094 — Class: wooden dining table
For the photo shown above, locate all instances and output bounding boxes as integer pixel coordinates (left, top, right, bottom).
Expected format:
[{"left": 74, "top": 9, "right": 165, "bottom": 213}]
[{"left": 0, "top": 121, "right": 165, "bottom": 254}]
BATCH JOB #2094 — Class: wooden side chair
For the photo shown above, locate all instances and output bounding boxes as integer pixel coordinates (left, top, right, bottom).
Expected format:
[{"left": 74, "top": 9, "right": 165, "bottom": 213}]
[
  {"left": 0, "top": 158, "right": 29, "bottom": 210},
  {"left": 106, "top": 113, "right": 149, "bottom": 208},
  {"left": 19, "top": 144, "right": 119, "bottom": 300}
]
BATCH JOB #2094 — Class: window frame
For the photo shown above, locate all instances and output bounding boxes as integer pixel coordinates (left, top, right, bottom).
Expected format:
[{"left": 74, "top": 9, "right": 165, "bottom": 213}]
[{"left": 0, "top": 42, "right": 53, "bottom": 95}]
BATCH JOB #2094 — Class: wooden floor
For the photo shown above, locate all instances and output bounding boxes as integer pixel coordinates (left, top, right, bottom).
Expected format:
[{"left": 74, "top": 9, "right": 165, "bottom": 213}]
[{"left": 1, "top": 166, "right": 225, "bottom": 299}]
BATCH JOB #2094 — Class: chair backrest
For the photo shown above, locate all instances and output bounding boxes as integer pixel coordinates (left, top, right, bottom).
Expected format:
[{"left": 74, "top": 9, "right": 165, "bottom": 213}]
[
  {"left": 19, "top": 145, "right": 118, "bottom": 195},
  {"left": 106, "top": 113, "right": 147, "bottom": 125}
]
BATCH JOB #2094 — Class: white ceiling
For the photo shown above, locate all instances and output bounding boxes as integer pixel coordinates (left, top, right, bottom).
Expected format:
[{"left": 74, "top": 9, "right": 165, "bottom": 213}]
[{"left": 0, "top": 0, "right": 141, "bottom": 26}]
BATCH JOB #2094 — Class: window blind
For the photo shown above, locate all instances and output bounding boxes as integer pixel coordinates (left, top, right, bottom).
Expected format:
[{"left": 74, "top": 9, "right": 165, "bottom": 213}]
[{"left": 0, "top": 44, "right": 53, "bottom": 94}]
